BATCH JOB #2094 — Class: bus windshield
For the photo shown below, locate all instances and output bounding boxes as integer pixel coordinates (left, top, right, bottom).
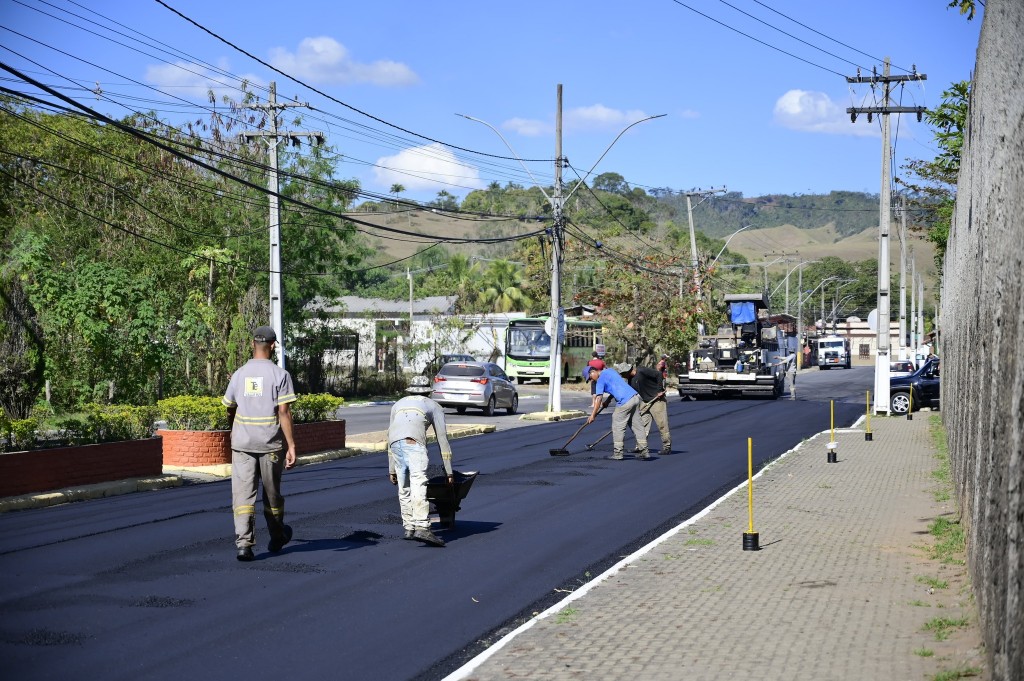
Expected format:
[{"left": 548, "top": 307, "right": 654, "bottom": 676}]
[{"left": 507, "top": 325, "right": 550, "bottom": 359}]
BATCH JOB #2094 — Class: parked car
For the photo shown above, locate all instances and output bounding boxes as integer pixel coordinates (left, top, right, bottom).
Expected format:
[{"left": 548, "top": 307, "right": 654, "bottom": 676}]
[
  {"left": 423, "top": 353, "right": 475, "bottom": 377},
  {"left": 430, "top": 361, "right": 518, "bottom": 416},
  {"left": 889, "top": 358, "right": 941, "bottom": 415},
  {"left": 889, "top": 360, "right": 916, "bottom": 377}
]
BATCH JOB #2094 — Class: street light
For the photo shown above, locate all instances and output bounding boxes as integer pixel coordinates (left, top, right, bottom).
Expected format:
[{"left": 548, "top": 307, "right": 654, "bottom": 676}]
[
  {"left": 459, "top": 101, "right": 663, "bottom": 413},
  {"left": 708, "top": 225, "right": 753, "bottom": 272}
]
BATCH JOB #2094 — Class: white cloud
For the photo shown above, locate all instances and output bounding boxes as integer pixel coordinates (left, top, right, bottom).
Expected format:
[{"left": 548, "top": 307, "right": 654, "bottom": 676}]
[
  {"left": 372, "top": 143, "right": 483, "bottom": 193},
  {"left": 144, "top": 59, "right": 263, "bottom": 101},
  {"left": 503, "top": 117, "right": 550, "bottom": 137},
  {"left": 268, "top": 37, "right": 417, "bottom": 86},
  {"left": 773, "top": 89, "right": 877, "bottom": 137},
  {"left": 678, "top": 109, "right": 700, "bottom": 119},
  {"left": 566, "top": 104, "right": 651, "bottom": 131}
]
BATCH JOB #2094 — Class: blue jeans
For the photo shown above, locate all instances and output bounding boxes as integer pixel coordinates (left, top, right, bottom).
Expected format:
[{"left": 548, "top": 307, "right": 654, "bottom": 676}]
[{"left": 389, "top": 439, "right": 430, "bottom": 530}]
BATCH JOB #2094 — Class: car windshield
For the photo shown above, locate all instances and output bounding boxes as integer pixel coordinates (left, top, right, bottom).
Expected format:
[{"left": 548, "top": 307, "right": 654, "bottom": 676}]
[{"left": 438, "top": 364, "right": 485, "bottom": 378}]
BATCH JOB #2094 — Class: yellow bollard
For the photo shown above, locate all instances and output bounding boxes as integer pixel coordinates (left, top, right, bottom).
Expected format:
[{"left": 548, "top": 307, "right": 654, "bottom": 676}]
[
  {"left": 742, "top": 437, "right": 759, "bottom": 551},
  {"left": 865, "top": 390, "right": 873, "bottom": 441},
  {"left": 827, "top": 399, "right": 838, "bottom": 463}
]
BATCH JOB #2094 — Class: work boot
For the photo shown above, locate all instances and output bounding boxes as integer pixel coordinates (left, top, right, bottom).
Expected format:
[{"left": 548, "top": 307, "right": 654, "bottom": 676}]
[
  {"left": 635, "top": 450, "right": 653, "bottom": 461},
  {"left": 659, "top": 446, "right": 672, "bottom": 455},
  {"left": 268, "top": 525, "right": 293, "bottom": 553},
  {"left": 236, "top": 546, "right": 255, "bottom": 562},
  {"left": 403, "top": 528, "right": 415, "bottom": 540},
  {"left": 608, "top": 450, "right": 624, "bottom": 461},
  {"left": 412, "top": 528, "right": 445, "bottom": 547}
]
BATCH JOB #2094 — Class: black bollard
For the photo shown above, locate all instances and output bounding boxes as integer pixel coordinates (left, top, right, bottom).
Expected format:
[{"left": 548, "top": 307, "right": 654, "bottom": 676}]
[{"left": 742, "top": 532, "right": 760, "bottom": 551}]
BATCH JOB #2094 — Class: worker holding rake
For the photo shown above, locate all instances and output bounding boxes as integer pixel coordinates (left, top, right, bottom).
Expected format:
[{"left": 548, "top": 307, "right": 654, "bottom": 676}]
[{"left": 584, "top": 364, "right": 651, "bottom": 461}]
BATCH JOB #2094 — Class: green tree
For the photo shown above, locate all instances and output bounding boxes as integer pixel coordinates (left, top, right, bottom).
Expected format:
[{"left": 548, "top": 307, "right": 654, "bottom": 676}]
[
  {"left": 900, "top": 80, "right": 970, "bottom": 271},
  {"left": 479, "top": 260, "right": 531, "bottom": 312}
]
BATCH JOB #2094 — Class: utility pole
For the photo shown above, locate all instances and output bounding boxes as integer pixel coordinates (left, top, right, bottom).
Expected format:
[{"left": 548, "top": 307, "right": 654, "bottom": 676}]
[
  {"left": 240, "top": 81, "right": 325, "bottom": 369},
  {"left": 684, "top": 188, "right": 728, "bottom": 295},
  {"left": 547, "top": 84, "right": 566, "bottom": 413},
  {"left": 847, "top": 59, "right": 925, "bottom": 414},
  {"left": 898, "top": 195, "right": 908, "bottom": 360}
]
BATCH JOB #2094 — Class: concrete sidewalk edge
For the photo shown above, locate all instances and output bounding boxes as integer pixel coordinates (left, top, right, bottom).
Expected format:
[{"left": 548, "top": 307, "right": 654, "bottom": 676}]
[{"left": 442, "top": 418, "right": 867, "bottom": 681}]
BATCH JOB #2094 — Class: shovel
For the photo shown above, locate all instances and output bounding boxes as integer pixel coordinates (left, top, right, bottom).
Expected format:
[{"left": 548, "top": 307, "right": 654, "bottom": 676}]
[{"left": 549, "top": 420, "right": 590, "bottom": 456}]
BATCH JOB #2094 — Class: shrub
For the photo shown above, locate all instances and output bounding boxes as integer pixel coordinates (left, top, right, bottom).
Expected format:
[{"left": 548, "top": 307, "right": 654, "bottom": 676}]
[
  {"left": 157, "top": 396, "right": 229, "bottom": 431},
  {"left": 0, "top": 404, "right": 157, "bottom": 451},
  {"left": 292, "top": 394, "right": 344, "bottom": 423}
]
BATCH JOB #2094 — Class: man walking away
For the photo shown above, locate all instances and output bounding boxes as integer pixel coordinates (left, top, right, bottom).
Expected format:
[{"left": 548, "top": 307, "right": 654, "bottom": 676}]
[
  {"left": 222, "top": 326, "right": 297, "bottom": 562},
  {"left": 620, "top": 362, "right": 672, "bottom": 455},
  {"left": 585, "top": 364, "right": 650, "bottom": 460},
  {"left": 387, "top": 375, "right": 454, "bottom": 547}
]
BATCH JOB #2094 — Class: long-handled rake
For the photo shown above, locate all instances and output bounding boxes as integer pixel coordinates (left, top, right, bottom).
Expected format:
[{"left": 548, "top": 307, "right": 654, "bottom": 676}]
[
  {"left": 549, "top": 421, "right": 590, "bottom": 456},
  {"left": 585, "top": 429, "right": 612, "bottom": 451}
]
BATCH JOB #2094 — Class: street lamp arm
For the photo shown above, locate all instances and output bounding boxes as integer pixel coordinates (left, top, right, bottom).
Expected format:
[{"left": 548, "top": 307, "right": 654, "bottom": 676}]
[
  {"left": 456, "top": 113, "right": 552, "bottom": 203},
  {"left": 708, "top": 224, "right": 752, "bottom": 270},
  {"left": 562, "top": 114, "right": 666, "bottom": 204}
]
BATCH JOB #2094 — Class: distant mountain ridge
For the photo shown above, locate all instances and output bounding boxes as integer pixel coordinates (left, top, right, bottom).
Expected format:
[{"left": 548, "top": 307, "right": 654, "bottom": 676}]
[{"left": 655, "top": 190, "right": 881, "bottom": 239}]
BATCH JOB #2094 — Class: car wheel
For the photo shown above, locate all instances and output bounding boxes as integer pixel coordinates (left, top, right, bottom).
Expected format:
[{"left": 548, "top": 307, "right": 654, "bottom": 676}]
[
  {"left": 506, "top": 393, "right": 519, "bottom": 415},
  {"left": 890, "top": 391, "right": 911, "bottom": 415},
  {"left": 455, "top": 406, "right": 467, "bottom": 414},
  {"left": 482, "top": 396, "right": 496, "bottom": 417}
]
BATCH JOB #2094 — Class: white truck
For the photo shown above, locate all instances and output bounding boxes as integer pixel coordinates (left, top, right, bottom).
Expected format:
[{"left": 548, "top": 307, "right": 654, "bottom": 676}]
[{"left": 813, "top": 335, "right": 851, "bottom": 370}]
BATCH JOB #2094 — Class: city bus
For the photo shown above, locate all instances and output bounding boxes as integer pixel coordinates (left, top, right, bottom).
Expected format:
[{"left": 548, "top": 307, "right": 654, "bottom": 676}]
[{"left": 504, "top": 316, "right": 603, "bottom": 383}]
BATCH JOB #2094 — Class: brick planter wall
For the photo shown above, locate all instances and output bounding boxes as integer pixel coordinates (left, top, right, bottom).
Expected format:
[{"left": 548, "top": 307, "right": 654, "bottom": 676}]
[
  {"left": 294, "top": 420, "right": 346, "bottom": 455},
  {"left": 157, "top": 429, "right": 231, "bottom": 467},
  {"left": 0, "top": 437, "right": 163, "bottom": 498},
  {"left": 158, "top": 420, "right": 345, "bottom": 466}
]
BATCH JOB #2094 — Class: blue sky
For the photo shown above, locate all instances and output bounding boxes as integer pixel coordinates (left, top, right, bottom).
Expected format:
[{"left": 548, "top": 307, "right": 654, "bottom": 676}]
[{"left": 1, "top": 0, "right": 982, "bottom": 204}]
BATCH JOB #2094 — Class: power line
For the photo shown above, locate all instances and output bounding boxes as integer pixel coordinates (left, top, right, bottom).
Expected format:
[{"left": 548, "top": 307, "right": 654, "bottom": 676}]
[
  {"left": 668, "top": 0, "right": 847, "bottom": 78},
  {"left": 153, "top": 0, "right": 555, "bottom": 164},
  {"left": 749, "top": 0, "right": 915, "bottom": 74}
]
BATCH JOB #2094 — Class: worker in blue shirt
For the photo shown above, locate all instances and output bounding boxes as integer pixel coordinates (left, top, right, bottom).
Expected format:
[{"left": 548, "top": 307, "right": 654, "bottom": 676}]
[{"left": 584, "top": 363, "right": 651, "bottom": 460}]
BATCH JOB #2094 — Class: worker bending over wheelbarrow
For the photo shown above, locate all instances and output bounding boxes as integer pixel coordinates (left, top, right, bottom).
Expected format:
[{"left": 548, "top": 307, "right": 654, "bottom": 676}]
[
  {"left": 387, "top": 376, "right": 453, "bottom": 547},
  {"left": 584, "top": 364, "right": 651, "bottom": 461}
]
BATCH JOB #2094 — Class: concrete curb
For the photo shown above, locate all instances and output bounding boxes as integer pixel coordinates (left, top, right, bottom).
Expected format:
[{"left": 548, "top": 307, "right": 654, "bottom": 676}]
[
  {"left": 520, "top": 410, "right": 587, "bottom": 422},
  {"left": 0, "top": 475, "right": 182, "bottom": 513},
  {"left": 344, "top": 424, "right": 498, "bottom": 452}
]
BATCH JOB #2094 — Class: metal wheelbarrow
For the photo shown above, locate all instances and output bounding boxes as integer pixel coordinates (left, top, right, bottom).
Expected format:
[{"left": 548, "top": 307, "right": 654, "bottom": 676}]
[{"left": 425, "top": 470, "right": 479, "bottom": 529}]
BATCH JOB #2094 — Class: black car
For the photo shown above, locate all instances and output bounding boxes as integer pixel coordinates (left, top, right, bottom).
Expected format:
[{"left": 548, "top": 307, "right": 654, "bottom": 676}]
[{"left": 889, "top": 358, "right": 940, "bottom": 415}]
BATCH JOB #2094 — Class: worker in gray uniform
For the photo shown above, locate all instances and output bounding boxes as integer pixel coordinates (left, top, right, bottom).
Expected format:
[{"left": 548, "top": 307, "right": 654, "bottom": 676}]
[
  {"left": 222, "top": 326, "right": 297, "bottom": 562},
  {"left": 387, "top": 375, "right": 454, "bottom": 547}
]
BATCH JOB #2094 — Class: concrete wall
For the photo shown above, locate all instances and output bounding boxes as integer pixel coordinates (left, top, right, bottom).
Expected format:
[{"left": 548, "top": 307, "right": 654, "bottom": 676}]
[{"left": 940, "top": 2, "right": 1023, "bottom": 678}]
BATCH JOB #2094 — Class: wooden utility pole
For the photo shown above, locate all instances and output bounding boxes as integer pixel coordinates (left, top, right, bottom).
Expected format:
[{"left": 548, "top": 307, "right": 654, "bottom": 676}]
[
  {"left": 847, "top": 59, "right": 925, "bottom": 414},
  {"left": 240, "top": 81, "right": 324, "bottom": 369}
]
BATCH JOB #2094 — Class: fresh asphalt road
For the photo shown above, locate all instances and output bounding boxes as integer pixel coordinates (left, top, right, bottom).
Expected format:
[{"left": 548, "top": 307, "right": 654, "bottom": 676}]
[{"left": 0, "top": 368, "right": 870, "bottom": 681}]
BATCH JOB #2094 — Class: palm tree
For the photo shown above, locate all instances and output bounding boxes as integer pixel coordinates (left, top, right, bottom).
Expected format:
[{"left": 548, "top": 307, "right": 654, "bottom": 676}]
[
  {"left": 447, "top": 254, "right": 481, "bottom": 311},
  {"left": 479, "top": 260, "right": 531, "bottom": 312}
]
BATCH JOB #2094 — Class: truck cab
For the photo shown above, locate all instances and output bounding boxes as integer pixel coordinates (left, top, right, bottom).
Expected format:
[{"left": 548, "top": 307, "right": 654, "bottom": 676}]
[{"left": 813, "top": 335, "right": 851, "bottom": 370}]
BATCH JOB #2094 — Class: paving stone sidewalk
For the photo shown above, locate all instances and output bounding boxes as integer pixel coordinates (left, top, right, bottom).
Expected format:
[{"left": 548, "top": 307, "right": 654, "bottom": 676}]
[{"left": 452, "top": 415, "right": 985, "bottom": 681}]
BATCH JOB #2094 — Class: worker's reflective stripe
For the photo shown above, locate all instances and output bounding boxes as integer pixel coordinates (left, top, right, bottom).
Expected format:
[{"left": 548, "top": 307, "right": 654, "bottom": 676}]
[
  {"left": 234, "top": 505, "right": 255, "bottom": 516},
  {"left": 267, "top": 506, "right": 283, "bottom": 518},
  {"left": 276, "top": 393, "right": 297, "bottom": 404},
  {"left": 234, "top": 415, "right": 278, "bottom": 425}
]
